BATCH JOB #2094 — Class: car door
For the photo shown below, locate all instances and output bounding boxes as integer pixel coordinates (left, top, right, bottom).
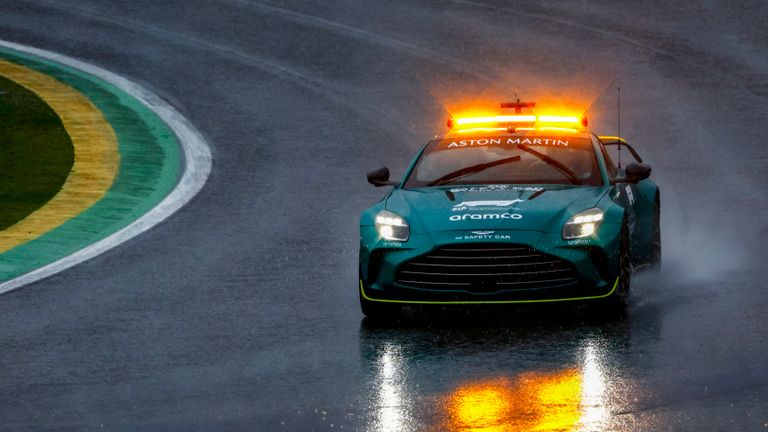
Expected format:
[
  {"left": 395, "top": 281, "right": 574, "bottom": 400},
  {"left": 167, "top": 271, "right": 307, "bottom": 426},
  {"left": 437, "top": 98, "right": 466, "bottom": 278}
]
[{"left": 598, "top": 137, "right": 654, "bottom": 263}]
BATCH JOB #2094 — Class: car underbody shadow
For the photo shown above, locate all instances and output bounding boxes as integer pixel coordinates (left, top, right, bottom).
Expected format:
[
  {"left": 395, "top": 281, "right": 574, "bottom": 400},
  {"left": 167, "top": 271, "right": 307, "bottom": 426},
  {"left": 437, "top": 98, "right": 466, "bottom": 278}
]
[{"left": 361, "top": 301, "right": 627, "bottom": 330}]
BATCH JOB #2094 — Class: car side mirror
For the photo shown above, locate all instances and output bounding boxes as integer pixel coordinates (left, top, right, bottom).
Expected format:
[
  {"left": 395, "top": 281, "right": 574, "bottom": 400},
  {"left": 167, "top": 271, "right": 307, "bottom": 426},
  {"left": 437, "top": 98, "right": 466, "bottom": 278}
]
[
  {"left": 625, "top": 162, "right": 652, "bottom": 183},
  {"left": 611, "top": 162, "right": 652, "bottom": 184},
  {"left": 367, "top": 167, "right": 398, "bottom": 187}
]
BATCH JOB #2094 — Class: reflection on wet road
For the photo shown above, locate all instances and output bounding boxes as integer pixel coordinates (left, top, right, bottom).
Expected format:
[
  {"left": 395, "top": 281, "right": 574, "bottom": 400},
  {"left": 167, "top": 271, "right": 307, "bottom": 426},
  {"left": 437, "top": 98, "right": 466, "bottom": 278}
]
[
  {"left": 369, "top": 343, "right": 416, "bottom": 431},
  {"left": 361, "top": 308, "right": 648, "bottom": 431},
  {"left": 442, "top": 370, "right": 583, "bottom": 431}
]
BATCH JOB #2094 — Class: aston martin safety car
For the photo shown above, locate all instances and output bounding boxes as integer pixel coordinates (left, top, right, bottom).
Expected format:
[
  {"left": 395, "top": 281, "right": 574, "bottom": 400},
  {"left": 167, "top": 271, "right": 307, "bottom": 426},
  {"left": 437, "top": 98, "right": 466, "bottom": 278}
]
[{"left": 359, "top": 101, "right": 660, "bottom": 318}]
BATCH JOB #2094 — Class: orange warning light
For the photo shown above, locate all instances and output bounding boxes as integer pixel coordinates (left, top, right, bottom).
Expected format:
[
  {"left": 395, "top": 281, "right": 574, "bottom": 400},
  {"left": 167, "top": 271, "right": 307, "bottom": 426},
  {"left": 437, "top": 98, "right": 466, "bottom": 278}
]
[{"left": 448, "top": 113, "right": 588, "bottom": 132}]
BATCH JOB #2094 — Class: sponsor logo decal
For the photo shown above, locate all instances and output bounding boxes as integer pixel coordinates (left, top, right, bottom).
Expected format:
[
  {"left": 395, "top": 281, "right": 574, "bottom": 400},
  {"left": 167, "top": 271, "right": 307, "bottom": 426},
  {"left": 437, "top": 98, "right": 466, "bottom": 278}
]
[
  {"left": 471, "top": 231, "right": 495, "bottom": 235},
  {"left": 452, "top": 199, "right": 524, "bottom": 211},
  {"left": 449, "top": 213, "right": 523, "bottom": 222},
  {"left": 449, "top": 185, "right": 543, "bottom": 193},
  {"left": 451, "top": 185, "right": 544, "bottom": 193},
  {"left": 567, "top": 239, "right": 590, "bottom": 246},
  {"left": 625, "top": 185, "right": 635, "bottom": 205}
]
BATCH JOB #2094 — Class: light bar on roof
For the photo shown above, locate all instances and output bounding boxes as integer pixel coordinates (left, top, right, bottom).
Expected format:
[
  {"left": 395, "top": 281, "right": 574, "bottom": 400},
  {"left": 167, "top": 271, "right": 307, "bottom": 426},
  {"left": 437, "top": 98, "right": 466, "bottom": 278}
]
[
  {"left": 455, "top": 127, "right": 509, "bottom": 134},
  {"left": 537, "top": 115, "right": 581, "bottom": 123},
  {"left": 448, "top": 113, "right": 588, "bottom": 130},
  {"left": 455, "top": 115, "right": 537, "bottom": 125}
]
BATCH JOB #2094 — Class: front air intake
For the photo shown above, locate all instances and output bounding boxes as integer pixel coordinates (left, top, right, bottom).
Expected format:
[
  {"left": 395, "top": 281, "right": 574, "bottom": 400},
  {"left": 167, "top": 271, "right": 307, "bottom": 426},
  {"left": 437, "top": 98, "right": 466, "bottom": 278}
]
[{"left": 395, "top": 243, "right": 577, "bottom": 294}]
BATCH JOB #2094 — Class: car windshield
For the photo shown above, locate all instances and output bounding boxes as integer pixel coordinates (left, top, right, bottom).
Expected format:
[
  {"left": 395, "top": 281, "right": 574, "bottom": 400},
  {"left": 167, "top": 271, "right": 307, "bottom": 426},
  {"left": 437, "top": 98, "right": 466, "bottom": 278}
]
[{"left": 404, "top": 133, "right": 603, "bottom": 188}]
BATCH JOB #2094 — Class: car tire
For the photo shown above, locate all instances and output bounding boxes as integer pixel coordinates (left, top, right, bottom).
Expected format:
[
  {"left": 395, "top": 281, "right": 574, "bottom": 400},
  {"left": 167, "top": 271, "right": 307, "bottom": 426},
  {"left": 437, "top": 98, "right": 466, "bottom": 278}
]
[
  {"left": 650, "top": 195, "right": 662, "bottom": 266},
  {"left": 593, "top": 221, "right": 631, "bottom": 317}
]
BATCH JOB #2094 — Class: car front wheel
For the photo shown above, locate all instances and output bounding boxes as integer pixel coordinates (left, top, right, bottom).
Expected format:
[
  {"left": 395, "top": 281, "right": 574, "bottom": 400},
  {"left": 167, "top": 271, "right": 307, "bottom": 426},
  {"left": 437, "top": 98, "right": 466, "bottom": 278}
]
[{"left": 593, "top": 222, "right": 631, "bottom": 316}]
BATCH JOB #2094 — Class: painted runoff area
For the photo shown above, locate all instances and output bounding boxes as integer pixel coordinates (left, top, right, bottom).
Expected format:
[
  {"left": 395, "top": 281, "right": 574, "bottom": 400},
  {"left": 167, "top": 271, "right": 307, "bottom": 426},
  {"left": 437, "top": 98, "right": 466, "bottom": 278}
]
[
  {"left": 0, "top": 41, "right": 211, "bottom": 295},
  {"left": 0, "top": 74, "right": 75, "bottom": 231},
  {"left": 0, "top": 59, "right": 119, "bottom": 253}
]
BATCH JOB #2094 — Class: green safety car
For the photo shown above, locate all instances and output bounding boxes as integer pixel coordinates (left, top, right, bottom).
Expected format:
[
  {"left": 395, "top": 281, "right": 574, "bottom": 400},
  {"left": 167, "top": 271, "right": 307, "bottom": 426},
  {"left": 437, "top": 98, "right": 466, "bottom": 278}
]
[{"left": 358, "top": 102, "right": 660, "bottom": 318}]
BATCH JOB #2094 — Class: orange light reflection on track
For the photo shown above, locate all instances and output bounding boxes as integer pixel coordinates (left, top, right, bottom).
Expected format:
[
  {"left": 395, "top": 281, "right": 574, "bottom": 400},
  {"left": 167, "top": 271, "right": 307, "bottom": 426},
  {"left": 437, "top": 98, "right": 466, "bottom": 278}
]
[{"left": 441, "top": 370, "right": 583, "bottom": 432}]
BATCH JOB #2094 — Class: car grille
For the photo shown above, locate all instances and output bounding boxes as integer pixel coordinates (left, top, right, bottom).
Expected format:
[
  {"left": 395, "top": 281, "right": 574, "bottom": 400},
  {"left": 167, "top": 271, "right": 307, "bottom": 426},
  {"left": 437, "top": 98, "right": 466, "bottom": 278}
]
[{"left": 395, "top": 243, "right": 578, "bottom": 293}]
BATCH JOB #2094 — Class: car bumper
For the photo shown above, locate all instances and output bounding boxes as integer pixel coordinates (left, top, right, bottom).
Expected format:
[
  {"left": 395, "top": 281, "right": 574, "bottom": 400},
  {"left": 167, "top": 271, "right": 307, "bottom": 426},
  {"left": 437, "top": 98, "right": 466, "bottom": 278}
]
[{"left": 359, "top": 225, "right": 622, "bottom": 304}]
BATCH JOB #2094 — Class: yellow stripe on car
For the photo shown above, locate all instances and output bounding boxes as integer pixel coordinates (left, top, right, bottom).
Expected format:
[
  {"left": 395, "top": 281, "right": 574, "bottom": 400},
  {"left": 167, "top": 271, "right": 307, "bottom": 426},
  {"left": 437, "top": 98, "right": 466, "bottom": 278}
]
[{"left": 359, "top": 277, "right": 619, "bottom": 304}]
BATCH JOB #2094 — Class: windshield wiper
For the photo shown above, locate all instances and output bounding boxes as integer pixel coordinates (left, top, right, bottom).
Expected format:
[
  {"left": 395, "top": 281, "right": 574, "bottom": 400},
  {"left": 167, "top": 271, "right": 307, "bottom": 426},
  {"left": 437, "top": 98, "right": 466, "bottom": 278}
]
[
  {"left": 428, "top": 155, "right": 521, "bottom": 187},
  {"left": 517, "top": 144, "right": 582, "bottom": 185}
]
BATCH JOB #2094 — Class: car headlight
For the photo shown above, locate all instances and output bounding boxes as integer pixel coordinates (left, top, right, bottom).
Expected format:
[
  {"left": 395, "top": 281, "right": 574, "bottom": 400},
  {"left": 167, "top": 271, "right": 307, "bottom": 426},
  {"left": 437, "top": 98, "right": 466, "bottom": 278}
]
[
  {"left": 562, "top": 208, "right": 604, "bottom": 239},
  {"left": 375, "top": 210, "right": 409, "bottom": 241}
]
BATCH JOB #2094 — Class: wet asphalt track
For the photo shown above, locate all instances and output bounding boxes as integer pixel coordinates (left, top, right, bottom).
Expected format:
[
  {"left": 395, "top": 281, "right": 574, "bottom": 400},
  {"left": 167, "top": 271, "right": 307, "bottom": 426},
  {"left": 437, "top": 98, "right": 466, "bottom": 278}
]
[{"left": 2, "top": 1, "right": 768, "bottom": 430}]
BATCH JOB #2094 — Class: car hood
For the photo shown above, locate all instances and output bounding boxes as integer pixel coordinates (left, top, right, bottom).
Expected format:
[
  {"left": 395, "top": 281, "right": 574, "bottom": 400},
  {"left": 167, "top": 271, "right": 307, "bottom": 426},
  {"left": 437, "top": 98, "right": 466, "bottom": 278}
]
[{"left": 386, "top": 185, "right": 609, "bottom": 233}]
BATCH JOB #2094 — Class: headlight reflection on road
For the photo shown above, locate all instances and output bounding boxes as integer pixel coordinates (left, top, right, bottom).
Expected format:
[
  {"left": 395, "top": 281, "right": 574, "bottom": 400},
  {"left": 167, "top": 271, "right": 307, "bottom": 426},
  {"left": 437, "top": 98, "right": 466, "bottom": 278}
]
[
  {"left": 579, "top": 342, "right": 608, "bottom": 429},
  {"left": 370, "top": 343, "right": 416, "bottom": 432}
]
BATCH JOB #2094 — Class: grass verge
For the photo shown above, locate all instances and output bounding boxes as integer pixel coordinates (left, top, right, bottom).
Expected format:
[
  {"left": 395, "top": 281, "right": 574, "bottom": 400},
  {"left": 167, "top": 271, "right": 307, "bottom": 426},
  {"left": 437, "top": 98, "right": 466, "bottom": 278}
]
[{"left": 0, "top": 75, "right": 73, "bottom": 230}]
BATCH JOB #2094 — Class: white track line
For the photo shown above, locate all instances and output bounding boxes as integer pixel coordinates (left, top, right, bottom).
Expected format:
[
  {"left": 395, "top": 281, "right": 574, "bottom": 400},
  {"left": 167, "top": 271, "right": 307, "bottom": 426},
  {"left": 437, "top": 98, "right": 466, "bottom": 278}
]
[{"left": 0, "top": 39, "right": 212, "bottom": 295}]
